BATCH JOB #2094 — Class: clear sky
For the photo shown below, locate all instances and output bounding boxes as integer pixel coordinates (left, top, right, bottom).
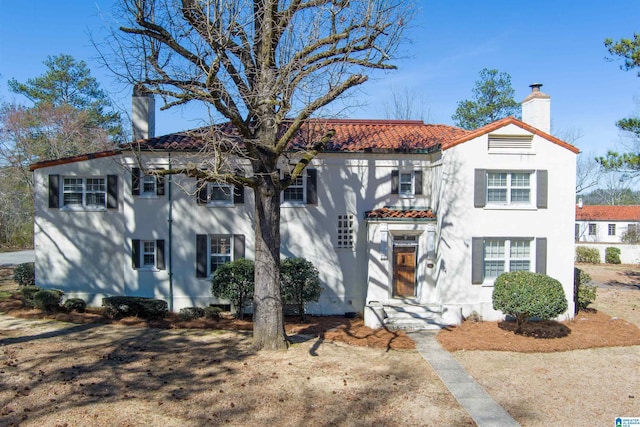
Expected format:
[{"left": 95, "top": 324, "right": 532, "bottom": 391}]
[{"left": 1, "top": 0, "right": 639, "bottom": 157}]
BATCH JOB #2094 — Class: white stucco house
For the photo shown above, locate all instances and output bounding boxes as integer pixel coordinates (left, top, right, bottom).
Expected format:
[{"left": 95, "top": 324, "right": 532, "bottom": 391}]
[
  {"left": 30, "top": 84, "right": 579, "bottom": 328},
  {"left": 575, "top": 204, "right": 640, "bottom": 264}
]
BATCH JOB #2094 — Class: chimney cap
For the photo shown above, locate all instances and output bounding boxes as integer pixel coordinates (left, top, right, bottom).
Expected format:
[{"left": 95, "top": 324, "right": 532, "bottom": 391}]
[
  {"left": 529, "top": 83, "right": 543, "bottom": 91},
  {"left": 523, "top": 82, "right": 550, "bottom": 102}
]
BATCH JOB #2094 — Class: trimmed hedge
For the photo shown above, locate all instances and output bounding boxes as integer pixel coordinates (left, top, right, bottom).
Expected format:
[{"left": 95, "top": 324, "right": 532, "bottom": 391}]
[
  {"left": 20, "top": 286, "right": 41, "bottom": 308},
  {"left": 64, "top": 298, "right": 87, "bottom": 313},
  {"left": 492, "top": 271, "right": 568, "bottom": 334},
  {"left": 575, "top": 269, "right": 597, "bottom": 311},
  {"left": 14, "top": 262, "right": 35, "bottom": 287},
  {"left": 102, "top": 296, "right": 168, "bottom": 319},
  {"left": 605, "top": 247, "right": 621, "bottom": 264},
  {"left": 33, "top": 289, "right": 64, "bottom": 312},
  {"left": 204, "top": 306, "right": 223, "bottom": 320},
  {"left": 178, "top": 307, "right": 205, "bottom": 321},
  {"left": 575, "top": 246, "right": 600, "bottom": 264}
]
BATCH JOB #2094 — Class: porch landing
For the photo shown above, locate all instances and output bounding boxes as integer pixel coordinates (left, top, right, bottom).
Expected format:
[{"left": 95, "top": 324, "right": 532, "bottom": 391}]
[{"left": 382, "top": 303, "right": 447, "bottom": 330}]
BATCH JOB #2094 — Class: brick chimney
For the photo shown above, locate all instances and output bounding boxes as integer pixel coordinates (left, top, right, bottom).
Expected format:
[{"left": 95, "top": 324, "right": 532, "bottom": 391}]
[
  {"left": 132, "top": 84, "right": 155, "bottom": 140},
  {"left": 521, "top": 83, "right": 550, "bottom": 134}
]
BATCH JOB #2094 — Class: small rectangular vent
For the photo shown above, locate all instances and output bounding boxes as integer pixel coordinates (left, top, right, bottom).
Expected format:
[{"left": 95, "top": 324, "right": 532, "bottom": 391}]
[
  {"left": 337, "top": 214, "right": 355, "bottom": 249},
  {"left": 488, "top": 135, "right": 533, "bottom": 152}
]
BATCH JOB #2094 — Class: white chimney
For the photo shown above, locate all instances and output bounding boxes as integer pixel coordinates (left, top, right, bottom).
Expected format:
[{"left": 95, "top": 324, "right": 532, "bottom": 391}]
[
  {"left": 132, "top": 85, "right": 155, "bottom": 140},
  {"left": 522, "top": 83, "right": 550, "bottom": 134},
  {"left": 578, "top": 197, "right": 583, "bottom": 208}
]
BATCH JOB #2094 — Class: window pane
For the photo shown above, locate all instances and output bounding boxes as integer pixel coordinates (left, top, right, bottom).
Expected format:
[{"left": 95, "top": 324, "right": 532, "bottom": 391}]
[
  {"left": 485, "top": 241, "right": 505, "bottom": 258},
  {"left": 210, "top": 183, "right": 232, "bottom": 202},
  {"left": 510, "top": 189, "right": 530, "bottom": 203},
  {"left": 511, "top": 173, "right": 530, "bottom": 187},
  {"left": 142, "top": 175, "right": 156, "bottom": 194},
  {"left": 85, "top": 193, "right": 106, "bottom": 207},
  {"left": 485, "top": 261, "right": 504, "bottom": 278},
  {"left": 210, "top": 237, "right": 232, "bottom": 273},
  {"left": 488, "top": 189, "right": 507, "bottom": 202},
  {"left": 487, "top": 173, "right": 507, "bottom": 186},
  {"left": 510, "top": 260, "right": 530, "bottom": 271},
  {"left": 510, "top": 240, "right": 530, "bottom": 259},
  {"left": 283, "top": 186, "right": 304, "bottom": 201}
]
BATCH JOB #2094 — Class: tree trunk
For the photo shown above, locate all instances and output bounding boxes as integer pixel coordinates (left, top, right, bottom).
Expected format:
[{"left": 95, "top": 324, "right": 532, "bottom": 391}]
[{"left": 252, "top": 174, "right": 288, "bottom": 350}]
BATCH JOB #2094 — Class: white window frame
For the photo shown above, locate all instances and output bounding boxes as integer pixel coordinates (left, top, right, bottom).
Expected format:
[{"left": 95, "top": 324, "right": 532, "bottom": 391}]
[
  {"left": 209, "top": 235, "right": 233, "bottom": 275},
  {"left": 486, "top": 171, "right": 532, "bottom": 206},
  {"left": 141, "top": 240, "right": 157, "bottom": 270},
  {"left": 608, "top": 224, "right": 616, "bottom": 236},
  {"left": 398, "top": 171, "right": 415, "bottom": 198},
  {"left": 62, "top": 177, "right": 107, "bottom": 210},
  {"left": 588, "top": 223, "right": 597, "bottom": 236},
  {"left": 483, "top": 238, "right": 532, "bottom": 283},
  {"left": 140, "top": 173, "right": 157, "bottom": 197},
  {"left": 208, "top": 182, "right": 234, "bottom": 206},
  {"left": 282, "top": 171, "right": 307, "bottom": 206}
]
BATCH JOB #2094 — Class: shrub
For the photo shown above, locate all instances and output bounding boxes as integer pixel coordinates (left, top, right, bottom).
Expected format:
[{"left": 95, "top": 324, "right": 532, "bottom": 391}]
[
  {"left": 280, "top": 257, "right": 322, "bottom": 322},
  {"left": 102, "top": 296, "right": 168, "bottom": 319},
  {"left": 204, "top": 306, "right": 223, "bottom": 320},
  {"left": 211, "top": 259, "right": 254, "bottom": 319},
  {"left": 33, "top": 289, "right": 64, "bottom": 312},
  {"left": 492, "top": 271, "right": 568, "bottom": 334},
  {"left": 178, "top": 307, "right": 205, "bottom": 321},
  {"left": 64, "top": 298, "right": 87, "bottom": 313},
  {"left": 575, "top": 269, "right": 597, "bottom": 311},
  {"left": 13, "top": 262, "right": 35, "bottom": 287},
  {"left": 20, "top": 286, "right": 41, "bottom": 308},
  {"left": 575, "top": 246, "right": 600, "bottom": 264},
  {"left": 605, "top": 247, "right": 621, "bottom": 264}
]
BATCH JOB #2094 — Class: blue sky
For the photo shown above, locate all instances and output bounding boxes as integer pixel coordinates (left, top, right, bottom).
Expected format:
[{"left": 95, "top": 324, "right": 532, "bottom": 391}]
[{"left": 1, "top": 0, "right": 639, "bottom": 157}]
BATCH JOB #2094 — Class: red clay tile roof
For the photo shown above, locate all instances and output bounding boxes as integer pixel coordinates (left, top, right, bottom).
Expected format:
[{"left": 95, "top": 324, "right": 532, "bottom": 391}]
[
  {"left": 576, "top": 205, "right": 640, "bottom": 221},
  {"left": 442, "top": 116, "right": 580, "bottom": 154},
  {"left": 135, "top": 119, "right": 469, "bottom": 153},
  {"left": 365, "top": 207, "right": 436, "bottom": 220}
]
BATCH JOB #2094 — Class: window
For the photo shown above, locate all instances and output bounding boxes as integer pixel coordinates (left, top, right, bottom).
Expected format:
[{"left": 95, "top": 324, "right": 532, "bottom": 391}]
[
  {"left": 210, "top": 236, "right": 232, "bottom": 273},
  {"left": 486, "top": 172, "right": 530, "bottom": 205},
  {"left": 472, "top": 237, "right": 541, "bottom": 284},
  {"left": 131, "top": 239, "right": 165, "bottom": 270},
  {"left": 391, "top": 170, "right": 423, "bottom": 197},
  {"left": 608, "top": 224, "right": 616, "bottom": 236},
  {"left": 132, "top": 167, "right": 165, "bottom": 197},
  {"left": 209, "top": 183, "right": 234, "bottom": 205},
  {"left": 63, "top": 177, "right": 106, "bottom": 208},
  {"left": 280, "top": 169, "right": 317, "bottom": 205},
  {"left": 283, "top": 173, "right": 305, "bottom": 203},
  {"left": 474, "top": 169, "right": 546, "bottom": 209},
  {"left": 195, "top": 234, "right": 245, "bottom": 278},
  {"left": 337, "top": 214, "right": 355, "bottom": 249},
  {"left": 588, "top": 224, "right": 597, "bottom": 236}
]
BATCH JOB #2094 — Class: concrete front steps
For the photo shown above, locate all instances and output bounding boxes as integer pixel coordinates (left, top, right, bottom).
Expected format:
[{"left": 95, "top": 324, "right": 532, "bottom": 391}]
[{"left": 382, "top": 303, "right": 446, "bottom": 330}]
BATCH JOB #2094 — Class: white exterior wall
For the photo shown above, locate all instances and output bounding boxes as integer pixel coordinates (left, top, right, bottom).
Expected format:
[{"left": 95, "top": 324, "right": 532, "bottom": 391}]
[
  {"left": 575, "top": 220, "right": 637, "bottom": 243},
  {"left": 575, "top": 243, "right": 640, "bottom": 264},
  {"left": 34, "top": 151, "right": 440, "bottom": 313},
  {"left": 437, "top": 124, "right": 577, "bottom": 321}
]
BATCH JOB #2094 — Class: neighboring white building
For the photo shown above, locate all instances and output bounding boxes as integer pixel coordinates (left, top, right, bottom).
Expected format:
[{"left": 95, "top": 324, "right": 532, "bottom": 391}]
[
  {"left": 30, "top": 85, "right": 579, "bottom": 328},
  {"left": 575, "top": 204, "right": 640, "bottom": 243}
]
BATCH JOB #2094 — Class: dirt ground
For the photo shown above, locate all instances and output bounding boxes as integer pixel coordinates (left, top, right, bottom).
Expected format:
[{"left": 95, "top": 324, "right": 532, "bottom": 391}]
[{"left": 1, "top": 264, "right": 640, "bottom": 426}]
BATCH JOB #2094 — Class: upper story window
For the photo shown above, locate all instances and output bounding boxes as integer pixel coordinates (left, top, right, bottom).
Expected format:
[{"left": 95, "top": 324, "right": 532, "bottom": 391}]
[
  {"left": 132, "top": 239, "right": 165, "bottom": 270},
  {"left": 487, "top": 172, "right": 530, "bottom": 205},
  {"left": 132, "top": 167, "right": 165, "bottom": 197},
  {"left": 391, "top": 169, "right": 423, "bottom": 198},
  {"left": 280, "top": 169, "right": 317, "bottom": 206},
  {"left": 474, "top": 169, "right": 547, "bottom": 209},
  {"left": 608, "top": 224, "right": 616, "bottom": 236},
  {"left": 197, "top": 180, "right": 244, "bottom": 206},
  {"left": 63, "top": 177, "right": 106, "bottom": 209},
  {"left": 588, "top": 223, "right": 597, "bottom": 236}
]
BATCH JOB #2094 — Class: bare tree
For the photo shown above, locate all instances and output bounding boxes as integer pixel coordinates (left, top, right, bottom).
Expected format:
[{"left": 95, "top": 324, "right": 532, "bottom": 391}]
[
  {"left": 382, "top": 86, "right": 431, "bottom": 121},
  {"left": 99, "top": 0, "right": 411, "bottom": 350}
]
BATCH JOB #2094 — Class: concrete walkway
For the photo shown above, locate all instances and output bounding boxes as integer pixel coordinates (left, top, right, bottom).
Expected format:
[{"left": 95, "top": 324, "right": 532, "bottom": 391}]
[
  {"left": 0, "top": 250, "right": 34, "bottom": 266},
  {"left": 409, "top": 331, "right": 520, "bottom": 427}
]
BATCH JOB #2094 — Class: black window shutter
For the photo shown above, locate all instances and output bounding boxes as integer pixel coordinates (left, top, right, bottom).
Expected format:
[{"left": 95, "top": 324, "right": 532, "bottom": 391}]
[
  {"left": 391, "top": 170, "right": 399, "bottom": 194},
  {"left": 156, "top": 174, "right": 165, "bottom": 196},
  {"left": 233, "top": 234, "right": 245, "bottom": 260},
  {"left": 306, "top": 169, "right": 317, "bottom": 205},
  {"left": 132, "top": 168, "right": 141, "bottom": 196},
  {"left": 233, "top": 186, "right": 244, "bottom": 204},
  {"left": 107, "top": 175, "right": 118, "bottom": 209},
  {"left": 156, "top": 240, "right": 166, "bottom": 270},
  {"left": 415, "top": 170, "right": 423, "bottom": 195},
  {"left": 196, "top": 234, "right": 208, "bottom": 277},
  {"left": 537, "top": 170, "right": 548, "bottom": 209},
  {"left": 474, "top": 169, "right": 486, "bottom": 208},
  {"left": 132, "top": 239, "right": 141, "bottom": 269},
  {"left": 536, "top": 238, "right": 547, "bottom": 274},
  {"left": 48, "top": 175, "right": 60, "bottom": 209},
  {"left": 471, "top": 237, "right": 484, "bottom": 284},
  {"left": 196, "top": 179, "right": 208, "bottom": 204}
]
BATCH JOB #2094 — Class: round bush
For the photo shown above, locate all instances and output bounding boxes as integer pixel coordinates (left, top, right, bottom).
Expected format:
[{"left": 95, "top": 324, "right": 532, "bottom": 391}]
[
  {"left": 605, "top": 247, "right": 621, "bottom": 264},
  {"left": 211, "top": 259, "right": 254, "bottom": 319},
  {"left": 178, "top": 307, "right": 205, "bottom": 321},
  {"left": 492, "top": 271, "right": 568, "bottom": 333},
  {"left": 20, "top": 286, "right": 41, "bottom": 308},
  {"left": 280, "top": 257, "right": 322, "bottom": 322},
  {"left": 64, "top": 298, "right": 87, "bottom": 313},
  {"left": 13, "top": 262, "right": 35, "bottom": 287},
  {"left": 204, "top": 306, "right": 223, "bottom": 320},
  {"left": 33, "top": 289, "right": 64, "bottom": 312}
]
